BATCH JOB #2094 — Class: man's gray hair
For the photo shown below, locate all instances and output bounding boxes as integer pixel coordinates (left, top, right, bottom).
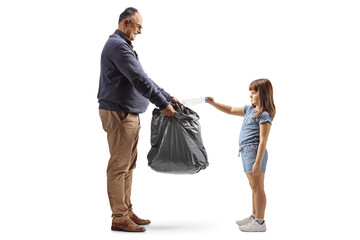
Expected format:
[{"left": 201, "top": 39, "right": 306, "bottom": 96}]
[{"left": 118, "top": 7, "right": 139, "bottom": 24}]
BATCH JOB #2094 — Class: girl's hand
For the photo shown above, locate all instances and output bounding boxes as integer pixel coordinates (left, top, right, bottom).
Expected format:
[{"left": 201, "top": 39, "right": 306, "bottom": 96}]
[
  {"left": 252, "top": 163, "right": 261, "bottom": 175},
  {"left": 205, "top": 96, "right": 214, "bottom": 105}
]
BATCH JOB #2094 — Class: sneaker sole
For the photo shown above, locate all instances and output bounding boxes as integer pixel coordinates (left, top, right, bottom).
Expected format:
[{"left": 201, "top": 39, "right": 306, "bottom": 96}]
[{"left": 239, "top": 228, "right": 266, "bottom": 232}]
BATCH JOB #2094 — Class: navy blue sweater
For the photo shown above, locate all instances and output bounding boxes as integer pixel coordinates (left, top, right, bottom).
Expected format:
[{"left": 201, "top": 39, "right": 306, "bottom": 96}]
[{"left": 97, "top": 30, "right": 173, "bottom": 113}]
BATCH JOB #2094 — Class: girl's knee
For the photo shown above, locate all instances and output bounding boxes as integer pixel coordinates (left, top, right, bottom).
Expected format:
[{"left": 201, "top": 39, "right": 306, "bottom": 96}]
[{"left": 251, "top": 185, "right": 265, "bottom": 193}]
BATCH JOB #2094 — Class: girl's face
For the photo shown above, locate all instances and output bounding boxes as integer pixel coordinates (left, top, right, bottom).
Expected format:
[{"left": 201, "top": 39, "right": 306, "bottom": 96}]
[{"left": 250, "top": 90, "right": 260, "bottom": 107}]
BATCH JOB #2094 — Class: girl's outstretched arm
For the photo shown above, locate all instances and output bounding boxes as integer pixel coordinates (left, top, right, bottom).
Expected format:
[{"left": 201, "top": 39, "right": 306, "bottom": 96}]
[{"left": 205, "top": 97, "right": 244, "bottom": 116}]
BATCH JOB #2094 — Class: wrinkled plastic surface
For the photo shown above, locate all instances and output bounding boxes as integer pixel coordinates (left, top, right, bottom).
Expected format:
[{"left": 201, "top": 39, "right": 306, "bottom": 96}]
[{"left": 147, "top": 103, "right": 208, "bottom": 174}]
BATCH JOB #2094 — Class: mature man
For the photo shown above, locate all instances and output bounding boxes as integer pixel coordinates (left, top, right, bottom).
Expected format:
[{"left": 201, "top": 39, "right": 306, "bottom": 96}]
[{"left": 97, "top": 7, "right": 180, "bottom": 232}]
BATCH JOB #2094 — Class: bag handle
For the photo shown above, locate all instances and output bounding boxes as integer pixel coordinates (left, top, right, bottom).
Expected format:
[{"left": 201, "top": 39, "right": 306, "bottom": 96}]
[{"left": 171, "top": 102, "right": 185, "bottom": 113}]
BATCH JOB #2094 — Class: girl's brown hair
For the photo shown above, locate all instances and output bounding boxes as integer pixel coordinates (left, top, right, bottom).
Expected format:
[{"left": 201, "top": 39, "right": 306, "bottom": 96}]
[{"left": 249, "top": 78, "right": 276, "bottom": 119}]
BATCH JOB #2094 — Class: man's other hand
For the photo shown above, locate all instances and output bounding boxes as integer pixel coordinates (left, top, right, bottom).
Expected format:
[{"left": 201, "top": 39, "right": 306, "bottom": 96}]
[{"left": 160, "top": 104, "right": 176, "bottom": 117}]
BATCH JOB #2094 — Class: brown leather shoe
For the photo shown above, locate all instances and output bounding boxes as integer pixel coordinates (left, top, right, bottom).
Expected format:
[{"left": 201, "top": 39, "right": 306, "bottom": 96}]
[
  {"left": 111, "top": 217, "right": 146, "bottom": 232},
  {"left": 129, "top": 212, "right": 151, "bottom": 225}
]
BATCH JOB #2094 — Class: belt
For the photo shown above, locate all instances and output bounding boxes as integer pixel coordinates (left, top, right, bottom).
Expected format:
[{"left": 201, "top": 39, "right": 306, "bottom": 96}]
[{"left": 238, "top": 142, "right": 259, "bottom": 157}]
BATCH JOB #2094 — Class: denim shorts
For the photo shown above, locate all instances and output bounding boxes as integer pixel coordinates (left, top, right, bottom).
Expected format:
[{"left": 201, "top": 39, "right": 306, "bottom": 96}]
[{"left": 240, "top": 144, "right": 268, "bottom": 173}]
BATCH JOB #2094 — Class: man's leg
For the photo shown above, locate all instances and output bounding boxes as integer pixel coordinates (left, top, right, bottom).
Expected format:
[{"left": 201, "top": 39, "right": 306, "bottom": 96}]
[
  {"left": 99, "top": 110, "right": 140, "bottom": 220},
  {"left": 124, "top": 114, "right": 140, "bottom": 213}
]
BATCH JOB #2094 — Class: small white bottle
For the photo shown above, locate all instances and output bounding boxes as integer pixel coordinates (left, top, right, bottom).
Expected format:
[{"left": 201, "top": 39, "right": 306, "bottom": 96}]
[{"left": 182, "top": 97, "right": 208, "bottom": 107}]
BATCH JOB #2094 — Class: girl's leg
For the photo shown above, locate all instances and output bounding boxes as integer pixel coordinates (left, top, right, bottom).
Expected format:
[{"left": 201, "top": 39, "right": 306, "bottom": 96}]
[
  {"left": 247, "top": 173, "right": 266, "bottom": 219},
  {"left": 245, "top": 173, "right": 256, "bottom": 216}
]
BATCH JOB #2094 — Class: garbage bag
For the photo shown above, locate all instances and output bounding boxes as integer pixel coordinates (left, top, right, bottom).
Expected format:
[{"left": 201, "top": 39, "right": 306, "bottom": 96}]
[{"left": 147, "top": 103, "right": 208, "bottom": 174}]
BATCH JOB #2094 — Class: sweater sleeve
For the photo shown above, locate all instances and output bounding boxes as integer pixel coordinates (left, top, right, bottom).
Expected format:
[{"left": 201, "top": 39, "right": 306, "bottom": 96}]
[
  {"left": 149, "top": 78, "right": 174, "bottom": 102},
  {"left": 112, "top": 43, "right": 169, "bottom": 110}
]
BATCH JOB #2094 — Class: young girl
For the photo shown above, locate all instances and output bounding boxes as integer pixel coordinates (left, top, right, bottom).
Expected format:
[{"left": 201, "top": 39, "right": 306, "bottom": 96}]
[{"left": 206, "top": 78, "right": 275, "bottom": 232}]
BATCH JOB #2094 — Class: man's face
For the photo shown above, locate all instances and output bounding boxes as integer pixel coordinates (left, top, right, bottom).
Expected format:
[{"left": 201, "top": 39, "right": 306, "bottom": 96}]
[{"left": 124, "top": 13, "right": 143, "bottom": 41}]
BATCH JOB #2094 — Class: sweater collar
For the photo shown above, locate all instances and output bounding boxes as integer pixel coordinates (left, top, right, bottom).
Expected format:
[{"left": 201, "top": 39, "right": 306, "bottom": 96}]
[{"left": 114, "top": 29, "right": 133, "bottom": 48}]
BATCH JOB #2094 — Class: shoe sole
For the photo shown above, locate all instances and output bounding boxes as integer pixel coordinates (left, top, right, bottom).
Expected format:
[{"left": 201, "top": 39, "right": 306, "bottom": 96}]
[
  {"left": 111, "top": 226, "right": 146, "bottom": 232},
  {"left": 240, "top": 230, "right": 266, "bottom": 232},
  {"left": 239, "top": 228, "right": 266, "bottom": 232}
]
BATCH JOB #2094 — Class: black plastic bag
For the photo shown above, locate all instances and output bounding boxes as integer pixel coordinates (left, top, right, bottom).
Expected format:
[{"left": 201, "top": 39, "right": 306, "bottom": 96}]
[{"left": 147, "top": 103, "right": 208, "bottom": 174}]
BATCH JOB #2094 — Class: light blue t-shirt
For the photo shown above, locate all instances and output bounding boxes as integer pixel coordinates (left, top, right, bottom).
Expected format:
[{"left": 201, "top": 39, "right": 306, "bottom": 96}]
[{"left": 239, "top": 105, "right": 273, "bottom": 146}]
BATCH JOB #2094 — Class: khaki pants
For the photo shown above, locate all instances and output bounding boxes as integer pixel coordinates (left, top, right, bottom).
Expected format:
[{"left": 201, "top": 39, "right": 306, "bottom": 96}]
[{"left": 99, "top": 109, "right": 141, "bottom": 219}]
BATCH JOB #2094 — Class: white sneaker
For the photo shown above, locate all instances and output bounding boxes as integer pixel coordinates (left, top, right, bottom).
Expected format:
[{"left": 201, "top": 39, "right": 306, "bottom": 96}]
[
  {"left": 235, "top": 215, "right": 255, "bottom": 226},
  {"left": 239, "top": 219, "right": 266, "bottom": 232}
]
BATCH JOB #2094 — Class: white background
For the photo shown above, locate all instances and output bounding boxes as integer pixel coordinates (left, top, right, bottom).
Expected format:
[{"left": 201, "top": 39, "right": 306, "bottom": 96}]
[{"left": 1, "top": 0, "right": 359, "bottom": 239}]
